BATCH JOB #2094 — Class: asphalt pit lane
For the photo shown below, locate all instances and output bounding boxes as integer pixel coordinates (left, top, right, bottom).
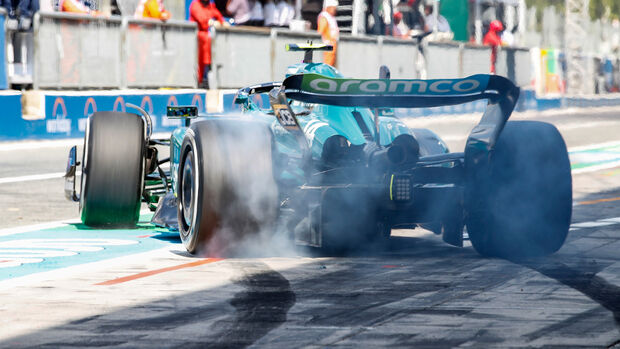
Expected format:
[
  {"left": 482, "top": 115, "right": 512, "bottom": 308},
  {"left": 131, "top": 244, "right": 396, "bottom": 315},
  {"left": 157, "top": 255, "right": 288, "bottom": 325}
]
[{"left": 518, "top": 259, "right": 620, "bottom": 328}]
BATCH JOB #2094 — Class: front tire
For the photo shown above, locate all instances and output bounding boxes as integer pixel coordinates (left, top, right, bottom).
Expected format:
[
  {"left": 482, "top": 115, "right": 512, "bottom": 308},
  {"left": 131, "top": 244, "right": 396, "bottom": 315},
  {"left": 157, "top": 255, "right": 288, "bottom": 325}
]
[
  {"left": 177, "top": 119, "right": 278, "bottom": 255},
  {"left": 465, "top": 121, "right": 572, "bottom": 258},
  {"left": 80, "top": 112, "right": 145, "bottom": 227}
]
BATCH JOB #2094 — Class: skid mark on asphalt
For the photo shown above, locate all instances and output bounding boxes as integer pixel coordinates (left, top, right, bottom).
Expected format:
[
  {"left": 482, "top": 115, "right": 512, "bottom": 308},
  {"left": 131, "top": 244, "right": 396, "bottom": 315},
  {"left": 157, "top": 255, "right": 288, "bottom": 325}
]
[
  {"left": 518, "top": 260, "right": 620, "bottom": 335},
  {"left": 210, "top": 262, "right": 296, "bottom": 349},
  {"left": 96, "top": 258, "right": 222, "bottom": 285}
]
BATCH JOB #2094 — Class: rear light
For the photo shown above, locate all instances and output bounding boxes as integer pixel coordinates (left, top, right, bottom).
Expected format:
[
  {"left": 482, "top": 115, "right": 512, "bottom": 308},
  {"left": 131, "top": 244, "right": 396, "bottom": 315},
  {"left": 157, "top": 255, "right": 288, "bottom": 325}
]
[{"left": 390, "top": 174, "right": 412, "bottom": 202}]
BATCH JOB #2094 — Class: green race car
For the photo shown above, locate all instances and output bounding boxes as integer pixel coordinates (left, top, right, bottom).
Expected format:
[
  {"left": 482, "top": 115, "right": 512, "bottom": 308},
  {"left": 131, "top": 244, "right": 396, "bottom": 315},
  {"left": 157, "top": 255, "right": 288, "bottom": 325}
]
[{"left": 65, "top": 44, "right": 572, "bottom": 258}]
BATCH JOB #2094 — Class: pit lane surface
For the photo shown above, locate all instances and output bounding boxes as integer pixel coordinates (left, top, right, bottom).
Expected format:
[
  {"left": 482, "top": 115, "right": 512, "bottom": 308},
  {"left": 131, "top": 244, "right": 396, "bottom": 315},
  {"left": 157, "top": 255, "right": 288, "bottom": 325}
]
[{"left": 1, "top": 107, "right": 620, "bottom": 348}]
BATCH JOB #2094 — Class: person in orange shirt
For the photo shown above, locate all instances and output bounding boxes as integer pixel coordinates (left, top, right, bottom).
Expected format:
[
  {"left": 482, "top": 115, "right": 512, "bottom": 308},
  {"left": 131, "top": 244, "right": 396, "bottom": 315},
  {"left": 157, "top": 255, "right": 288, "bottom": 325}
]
[
  {"left": 190, "top": 0, "right": 224, "bottom": 88},
  {"left": 134, "top": 0, "right": 171, "bottom": 20},
  {"left": 317, "top": 0, "right": 339, "bottom": 67}
]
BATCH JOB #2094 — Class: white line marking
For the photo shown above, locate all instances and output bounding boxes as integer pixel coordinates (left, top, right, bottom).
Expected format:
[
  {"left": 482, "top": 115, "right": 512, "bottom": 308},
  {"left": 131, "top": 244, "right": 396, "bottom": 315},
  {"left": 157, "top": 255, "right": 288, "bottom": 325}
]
[
  {"left": 0, "top": 210, "right": 152, "bottom": 237},
  {"left": 0, "top": 220, "right": 78, "bottom": 237},
  {"left": 572, "top": 160, "right": 620, "bottom": 174},
  {"left": 0, "top": 139, "right": 81, "bottom": 151},
  {"left": 600, "top": 217, "right": 620, "bottom": 223},
  {"left": 0, "top": 172, "right": 68, "bottom": 184},
  {"left": 570, "top": 216, "right": 620, "bottom": 231},
  {"left": 571, "top": 221, "right": 615, "bottom": 228},
  {"left": 569, "top": 141, "right": 620, "bottom": 152}
]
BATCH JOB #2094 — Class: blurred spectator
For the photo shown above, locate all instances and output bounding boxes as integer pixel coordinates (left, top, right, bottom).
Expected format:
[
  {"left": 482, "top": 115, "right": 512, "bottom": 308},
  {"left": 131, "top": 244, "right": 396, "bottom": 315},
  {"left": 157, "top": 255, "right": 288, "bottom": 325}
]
[
  {"left": 396, "top": 0, "right": 425, "bottom": 32},
  {"left": 226, "top": 0, "right": 250, "bottom": 25},
  {"left": 317, "top": 0, "right": 338, "bottom": 66},
  {"left": 423, "top": 3, "right": 450, "bottom": 33},
  {"left": 1, "top": 0, "right": 38, "bottom": 29},
  {"left": 246, "top": 0, "right": 264, "bottom": 26},
  {"left": 263, "top": 0, "right": 277, "bottom": 26},
  {"left": 276, "top": 0, "right": 293, "bottom": 27},
  {"left": 190, "top": 0, "right": 224, "bottom": 88},
  {"left": 110, "top": 0, "right": 121, "bottom": 15},
  {"left": 134, "top": 0, "right": 170, "bottom": 20},
  {"left": 483, "top": 19, "right": 502, "bottom": 73},
  {"left": 58, "top": 0, "right": 99, "bottom": 14},
  {"left": 387, "top": 11, "right": 408, "bottom": 38}
]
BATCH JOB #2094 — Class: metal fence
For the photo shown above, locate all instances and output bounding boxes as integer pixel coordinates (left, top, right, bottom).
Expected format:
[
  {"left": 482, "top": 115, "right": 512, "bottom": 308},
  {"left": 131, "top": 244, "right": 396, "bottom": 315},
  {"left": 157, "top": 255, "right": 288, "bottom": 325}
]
[
  {"left": 33, "top": 11, "right": 197, "bottom": 89},
  {"left": 211, "top": 27, "right": 527, "bottom": 89}
]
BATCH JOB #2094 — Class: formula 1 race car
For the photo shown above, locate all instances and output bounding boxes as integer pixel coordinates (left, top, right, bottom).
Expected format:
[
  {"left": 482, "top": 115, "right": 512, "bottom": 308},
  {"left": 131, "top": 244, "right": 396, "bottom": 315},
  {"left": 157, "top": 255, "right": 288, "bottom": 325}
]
[{"left": 64, "top": 44, "right": 572, "bottom": 258}]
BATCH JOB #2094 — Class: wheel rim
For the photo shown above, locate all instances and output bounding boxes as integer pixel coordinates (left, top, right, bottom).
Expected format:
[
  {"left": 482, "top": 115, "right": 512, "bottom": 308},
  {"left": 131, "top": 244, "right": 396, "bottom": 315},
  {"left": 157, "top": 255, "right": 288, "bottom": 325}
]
[{"left": 181, "top": 152, "right": 194, "bottom": 228}]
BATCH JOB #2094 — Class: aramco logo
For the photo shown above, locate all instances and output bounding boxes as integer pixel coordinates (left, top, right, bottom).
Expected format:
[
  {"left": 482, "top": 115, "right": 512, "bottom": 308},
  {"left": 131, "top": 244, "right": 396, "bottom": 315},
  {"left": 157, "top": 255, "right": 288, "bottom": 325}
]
[
  {"left": 191, "top": 93, "right": 204, "bottom": 112},
  {"left": 47, "top": 97, "right": 71, "bottom": 134},
  {"left": 113, "top": 96, "right": 126, "bottom": 112},
  {"left": 83, "top": 97, "right": 97, "bottom": 117},
  {"left": 140, "top": 96, "right": 154, "bottom": 114}
]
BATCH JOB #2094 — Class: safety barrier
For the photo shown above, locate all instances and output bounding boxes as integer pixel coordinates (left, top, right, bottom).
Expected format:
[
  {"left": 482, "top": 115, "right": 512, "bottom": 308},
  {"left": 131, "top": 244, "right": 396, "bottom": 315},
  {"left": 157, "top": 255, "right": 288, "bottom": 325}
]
[
  {"left": 33, "top": 11, "right": 197, "bottom": 89},
  {"left": 0, "top": 9, "right": 8, "bottom": 89},
  {"left": 125, "top": 18, "right": 197, "bottom": 88},
  {"left": 211, "top": 26, "right": 527, "bottom": 89}
]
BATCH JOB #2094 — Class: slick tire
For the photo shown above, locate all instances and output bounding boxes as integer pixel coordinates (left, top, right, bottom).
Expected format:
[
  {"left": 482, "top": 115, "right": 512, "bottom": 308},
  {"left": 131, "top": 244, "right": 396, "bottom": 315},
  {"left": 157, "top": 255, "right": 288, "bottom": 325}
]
[
  {"left": 465, "top": 121, "right": 572, "bottom": 258},
  {"left": 177, "top": 119, "right": 278, "bottom": 255},
  {"left": 80, "top": 112, "right": 145, "bottom": 227}
]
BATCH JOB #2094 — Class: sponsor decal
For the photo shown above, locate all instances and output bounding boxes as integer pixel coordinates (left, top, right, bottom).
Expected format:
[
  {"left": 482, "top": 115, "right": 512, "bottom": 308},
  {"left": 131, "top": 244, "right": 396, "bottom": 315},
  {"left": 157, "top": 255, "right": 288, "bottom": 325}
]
[
  {"left": 47, "top": 97, "right": 71, "bottom": 134},
  {"left": 83, "top": 97, "right": 97, "bottom": 117},
  {"left": 167, "top": 95, "right": 179, "bottom": 107},
  {"left": 300, "top": 74, "right": 489, "bottom": 96},
  {"left": 113, "top": 96, "right": 126, "bottom": 112},
  {"left": 191, "top": 93, "right": 204, "bottom": 112},
  {"left": 140, "top": 96, "right": 154, "bottom": 114}
]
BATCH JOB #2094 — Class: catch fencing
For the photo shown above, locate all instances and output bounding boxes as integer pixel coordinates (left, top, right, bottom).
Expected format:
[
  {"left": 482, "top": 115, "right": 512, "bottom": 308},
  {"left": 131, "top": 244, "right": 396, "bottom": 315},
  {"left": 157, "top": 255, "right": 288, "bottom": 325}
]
[
  {"left": 33, "top": 11, "right": 197, "bottom": 89},
  {"left": 211, "top": 26, "right": 531, "bottom": 89}
]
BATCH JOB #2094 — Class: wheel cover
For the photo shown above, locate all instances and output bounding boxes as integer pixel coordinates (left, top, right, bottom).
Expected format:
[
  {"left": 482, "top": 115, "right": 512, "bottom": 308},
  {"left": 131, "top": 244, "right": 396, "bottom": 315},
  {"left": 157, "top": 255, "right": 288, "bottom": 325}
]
[{"left": 181, "top": 152, "right": 194, "bottom": 228}]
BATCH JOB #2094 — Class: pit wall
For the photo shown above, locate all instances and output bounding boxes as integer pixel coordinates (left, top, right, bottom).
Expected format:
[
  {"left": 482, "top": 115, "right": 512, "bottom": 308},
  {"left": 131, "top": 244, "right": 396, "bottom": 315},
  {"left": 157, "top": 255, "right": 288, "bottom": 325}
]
[{"left": 2, "top": 88, "right": 620, "bottom": 142}]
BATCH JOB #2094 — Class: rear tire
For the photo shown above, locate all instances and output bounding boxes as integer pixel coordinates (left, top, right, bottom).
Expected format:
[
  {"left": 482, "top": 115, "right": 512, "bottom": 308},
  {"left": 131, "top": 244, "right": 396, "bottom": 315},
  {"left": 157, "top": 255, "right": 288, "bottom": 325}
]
[
  {"left": 177, "top": 119, "right": 278, "bottom": 255},
  {"left": 80, "top": 112, "right": 145, "bottom": 227},
  {"left": 465, "top": 121, "right": 572, "bottom": 258}
]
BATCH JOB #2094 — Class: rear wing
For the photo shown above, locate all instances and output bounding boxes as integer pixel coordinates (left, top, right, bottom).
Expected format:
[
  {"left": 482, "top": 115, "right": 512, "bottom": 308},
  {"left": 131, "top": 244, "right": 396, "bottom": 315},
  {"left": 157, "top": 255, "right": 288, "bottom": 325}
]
[{"left": 282, "top": 73, "right": 520, "bottom": 152}]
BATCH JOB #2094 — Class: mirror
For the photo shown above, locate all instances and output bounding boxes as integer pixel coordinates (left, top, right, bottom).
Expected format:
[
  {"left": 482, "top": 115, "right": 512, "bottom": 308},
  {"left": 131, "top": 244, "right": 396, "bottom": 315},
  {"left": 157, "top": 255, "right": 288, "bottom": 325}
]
[{"left": 64, "top": 146, "right": 79, "bottom": 202}]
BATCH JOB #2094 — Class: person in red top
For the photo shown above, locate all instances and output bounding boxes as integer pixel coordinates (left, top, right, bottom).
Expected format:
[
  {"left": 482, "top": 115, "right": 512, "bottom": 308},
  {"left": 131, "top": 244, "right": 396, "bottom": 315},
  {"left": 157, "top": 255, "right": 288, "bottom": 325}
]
[
  {"left": 483, "top": 20, "right": 503, "bottom": 73},
  {"left": 190, "top": 0, "right": 224, "bottom": 88}
]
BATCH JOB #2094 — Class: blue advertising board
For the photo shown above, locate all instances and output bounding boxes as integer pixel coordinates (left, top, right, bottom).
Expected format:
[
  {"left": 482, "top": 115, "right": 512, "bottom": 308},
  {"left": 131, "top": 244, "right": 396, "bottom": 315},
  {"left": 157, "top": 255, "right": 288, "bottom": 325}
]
[{"left": 0, "top": 90, "right": 207, "bottom": 141}]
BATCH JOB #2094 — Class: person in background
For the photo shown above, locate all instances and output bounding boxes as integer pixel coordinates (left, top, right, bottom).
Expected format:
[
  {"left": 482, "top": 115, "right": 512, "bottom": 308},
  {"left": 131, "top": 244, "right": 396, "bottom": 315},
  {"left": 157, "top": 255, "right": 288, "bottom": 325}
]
[
  {"left": 134, "top": 0, "right": 170, "bottom": 20},
  {"left": 263, "top": 0, "right": 277, "bottom": 26},
  {"left": 483, "top": 19, "right": 502, "bottom": 73},
  {"left": 423, "top": 3, "right": 450, "bottom": 33},
  {"left": 396, "top": 0, "right": 425, "bottom": 32},
  {"left": 246, "top": 0, "right": 264, "bottom": 26},
  {"left": 387, "top": 11, "right": 408, "bottom": 38},
  {"left": 58, "top": 0, "right": 100, "bottom": 14},
  {"left": 190, "top": 0, "right": 224, "bottom": 88},
  {"left": 276, "top": 0, "right": 293, "bottom": 27},
  {"left": 2, "top": 0, "right": 38, "bottom": 29},
  {"left": 317, "top": 0, "right": 338, "bottom": 66},
  {"left": 226, "top": 0, "right": 250, "bottom": 25}
]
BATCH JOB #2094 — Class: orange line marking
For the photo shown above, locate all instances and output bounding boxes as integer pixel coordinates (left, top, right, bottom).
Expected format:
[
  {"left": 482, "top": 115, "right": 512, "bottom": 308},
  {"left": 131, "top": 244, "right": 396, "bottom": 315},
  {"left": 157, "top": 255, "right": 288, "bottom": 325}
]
[
  {"left": 577, "top": 197, "right": 620, "bottom": 206},
  {"left": 96, "top": 258, "right": 223, "bottom": 286}
]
